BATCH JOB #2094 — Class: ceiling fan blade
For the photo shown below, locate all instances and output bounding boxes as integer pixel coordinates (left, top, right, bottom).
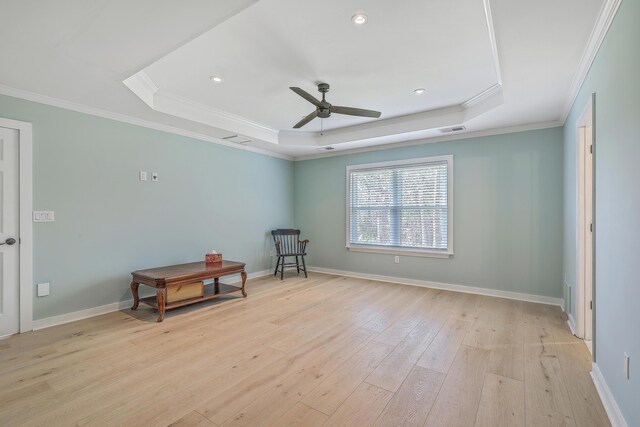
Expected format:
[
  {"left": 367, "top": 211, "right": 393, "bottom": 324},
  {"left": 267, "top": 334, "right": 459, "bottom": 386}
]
[
  {"left": 332, "top": 106, "right": 381, "bottom": 118},
  {"left": 290, "top": 87, "right": 321, "bottom": 106},
  {"left": 293, "top": 110, "right": 319, "bottom": 128}
]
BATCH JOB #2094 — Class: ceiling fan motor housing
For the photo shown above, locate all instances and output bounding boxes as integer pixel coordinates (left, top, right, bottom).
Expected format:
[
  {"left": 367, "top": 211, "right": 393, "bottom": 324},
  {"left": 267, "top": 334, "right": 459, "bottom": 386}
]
[
  {"left": 318, "top": 104, "right": 331, "bottom": 118},
  {"left": 317, "top": 83, "right": 330, "bottom": 93}
]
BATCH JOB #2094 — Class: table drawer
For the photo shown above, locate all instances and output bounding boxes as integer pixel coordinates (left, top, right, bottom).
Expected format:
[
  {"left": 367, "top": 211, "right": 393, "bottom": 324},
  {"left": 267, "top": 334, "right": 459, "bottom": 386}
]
[{"left": 167, "top": 281, "right": 204, "bottom": 303}]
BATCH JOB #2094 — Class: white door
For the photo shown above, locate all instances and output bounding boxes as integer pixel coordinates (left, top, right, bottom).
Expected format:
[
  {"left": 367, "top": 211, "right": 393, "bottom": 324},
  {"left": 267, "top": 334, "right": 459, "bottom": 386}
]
[
  {"left": 584, "top": 120, "right": 593, "bottom": 342},
  {"left": 0, "top": 126, "right": 20, "bottom": 337}
]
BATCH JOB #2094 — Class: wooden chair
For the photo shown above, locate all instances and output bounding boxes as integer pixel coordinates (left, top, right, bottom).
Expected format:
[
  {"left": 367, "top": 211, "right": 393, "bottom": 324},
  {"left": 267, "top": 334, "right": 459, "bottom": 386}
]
[{"left": 271, "top": 229, "right": 309, "bottom": 280}]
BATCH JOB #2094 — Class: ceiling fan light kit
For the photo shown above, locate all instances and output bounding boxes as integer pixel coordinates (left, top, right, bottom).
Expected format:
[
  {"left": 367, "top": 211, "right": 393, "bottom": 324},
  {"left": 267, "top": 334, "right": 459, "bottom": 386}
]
[{"left": 289, "top": 83, "right": 381, "bottom": 129}]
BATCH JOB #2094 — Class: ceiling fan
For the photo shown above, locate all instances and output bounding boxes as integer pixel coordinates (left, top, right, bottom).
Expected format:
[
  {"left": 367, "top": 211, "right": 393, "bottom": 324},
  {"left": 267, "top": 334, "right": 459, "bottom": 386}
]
[{"left": 289, "top": 83, "right": 382, "bottom": 129}]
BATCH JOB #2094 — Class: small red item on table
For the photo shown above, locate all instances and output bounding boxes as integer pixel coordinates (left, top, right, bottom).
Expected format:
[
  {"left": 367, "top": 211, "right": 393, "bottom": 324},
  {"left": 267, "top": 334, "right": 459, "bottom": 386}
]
[{"left": 205, "top": 253, "right": 222, "bottom": 264}]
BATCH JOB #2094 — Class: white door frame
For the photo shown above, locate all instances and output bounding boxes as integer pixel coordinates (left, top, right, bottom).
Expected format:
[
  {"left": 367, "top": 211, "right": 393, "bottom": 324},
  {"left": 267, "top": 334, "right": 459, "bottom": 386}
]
[
  {"left": 0, "top": 117, "right": 33, "bottom": 333},
  {"left": 575, "top": 100, "right": 593, "bottom": 342}
]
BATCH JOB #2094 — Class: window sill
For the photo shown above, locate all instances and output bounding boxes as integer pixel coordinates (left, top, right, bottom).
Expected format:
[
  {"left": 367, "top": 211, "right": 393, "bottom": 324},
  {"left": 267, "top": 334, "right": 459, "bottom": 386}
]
[{"left": 346, "top": 245, "right": 452, "bottom": 259}]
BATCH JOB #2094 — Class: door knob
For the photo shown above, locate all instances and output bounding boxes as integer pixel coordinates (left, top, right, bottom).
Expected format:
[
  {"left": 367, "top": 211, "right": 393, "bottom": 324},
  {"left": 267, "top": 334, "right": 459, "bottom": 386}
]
[{"left": 0, "top": 238, "right": 16, "bottom": 246}]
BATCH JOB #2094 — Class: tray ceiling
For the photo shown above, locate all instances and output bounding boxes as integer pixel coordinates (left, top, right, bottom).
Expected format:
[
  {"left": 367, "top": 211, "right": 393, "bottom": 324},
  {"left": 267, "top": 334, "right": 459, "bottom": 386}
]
[{"left": 126, "top": 0, "right": 503, "bottom": 147}]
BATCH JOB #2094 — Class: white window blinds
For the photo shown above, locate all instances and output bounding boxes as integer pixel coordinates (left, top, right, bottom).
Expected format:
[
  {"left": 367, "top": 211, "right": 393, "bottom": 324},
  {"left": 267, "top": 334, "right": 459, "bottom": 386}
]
[{"left": 347, "top": 156, "right": 452, "bottom": 255}]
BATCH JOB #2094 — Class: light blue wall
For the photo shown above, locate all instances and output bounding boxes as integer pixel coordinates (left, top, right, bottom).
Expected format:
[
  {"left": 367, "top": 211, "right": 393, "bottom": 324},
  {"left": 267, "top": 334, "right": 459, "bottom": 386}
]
[
  {"left": 0, "top": 94, "right": 293, "bottom": 320},
  {"left": 294, "top": 128, "right": 564, "bottom": 298},
  {"left": 563, "top": 0, "right": 640, "bottom": 424}
]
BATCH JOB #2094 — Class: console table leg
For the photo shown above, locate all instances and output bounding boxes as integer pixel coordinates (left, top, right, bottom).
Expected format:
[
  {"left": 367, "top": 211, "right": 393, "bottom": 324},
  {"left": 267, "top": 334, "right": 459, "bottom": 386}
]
[
  {"left": 241, "top": 271, "right": 247, "bottom": 297},
  {"left": 130, "top": 281, "right": 140, "bottom": 310},
  {"left": 214, "top": 277, "right": 220, "bottom": 295},
  {"left": 156, "top": 288, "right": 167, "bottom": 322}
]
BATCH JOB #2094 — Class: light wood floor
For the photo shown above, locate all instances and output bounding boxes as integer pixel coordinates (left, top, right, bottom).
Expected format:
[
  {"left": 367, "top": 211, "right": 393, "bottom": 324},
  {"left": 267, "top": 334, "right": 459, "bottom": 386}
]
[{"left": 0, "top": 273, "right": 610, "bottom": 426}]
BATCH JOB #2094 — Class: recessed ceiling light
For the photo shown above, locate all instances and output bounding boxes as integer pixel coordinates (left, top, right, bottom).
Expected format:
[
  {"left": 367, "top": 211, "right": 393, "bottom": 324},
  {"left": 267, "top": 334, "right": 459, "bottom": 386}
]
[
  {"left": 351, "top": 13, "right": 368, "bottom": 25},
  {"left": 414, "top": 88, "right": 426, "bottom": 94},
  {"left": 210, "top": 75, "right": 223, "bottom": 83}
]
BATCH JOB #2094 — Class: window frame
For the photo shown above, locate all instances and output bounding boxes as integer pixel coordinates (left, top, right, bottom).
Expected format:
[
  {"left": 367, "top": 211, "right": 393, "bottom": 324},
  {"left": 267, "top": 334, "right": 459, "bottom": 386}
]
[{"left": 345, "top": 155, "right": 454, "bottom": 258}]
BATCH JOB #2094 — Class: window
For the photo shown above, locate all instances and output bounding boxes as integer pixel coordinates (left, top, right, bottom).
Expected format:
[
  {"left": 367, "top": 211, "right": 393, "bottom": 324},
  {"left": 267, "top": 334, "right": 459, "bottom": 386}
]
[{"left": 346, "top": 155, "right": 453, "bottom": 257}]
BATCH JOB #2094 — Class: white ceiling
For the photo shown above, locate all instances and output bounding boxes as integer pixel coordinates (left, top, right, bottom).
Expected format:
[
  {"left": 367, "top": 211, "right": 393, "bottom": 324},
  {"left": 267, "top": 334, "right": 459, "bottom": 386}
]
[
  {"left": 0, "top": 0, "right": 605, "bottom": 159},
  {"left": 143, "top": 0, "right": 498, "bottom": 132}
]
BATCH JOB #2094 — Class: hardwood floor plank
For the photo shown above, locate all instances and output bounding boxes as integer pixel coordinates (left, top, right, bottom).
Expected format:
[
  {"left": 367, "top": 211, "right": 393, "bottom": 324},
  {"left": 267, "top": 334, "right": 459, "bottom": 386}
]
[
  {"left": 366, "top": 318, "right": 444, "bottom": 392},
  {"left": 542, "top": 305, "right": 611, "bottom": 427},
  {"left": 465, "top": 298, "right": 525, "bottom": 381},
  {"left": 373, "top": 366, "right": 445, "bottom": 427},
  {"left": 199, "top": 327, "right": 375, "bottom": 425},
  {"left": 474, "top": 373, "right": 525, "bottom": 427},
  {"left": 302, "top": 340, "right": 394, "bottom": 415},
  {"left": 361, "top": 286, "right": 426, "bottom": 333},
  {"left": 270, "top": 402, "right": 328, "bottom": 427},
  {"left": 372, "top": 289, "right": 438, "bottom": 346},
  {"left": 324, "top": 383, "right": 393, "bottom": 427},
  {"left": 424, "top": 345, "right": 491, "bottom": 427},
  {"left": 169, "top": 411, "right": 218, "bottom": 427},
  {"left": 416, "top": 317, "right": 473, "bottom": 373},
  {"left": 522, "top": 303, "right": 576, "bottom": 426}
]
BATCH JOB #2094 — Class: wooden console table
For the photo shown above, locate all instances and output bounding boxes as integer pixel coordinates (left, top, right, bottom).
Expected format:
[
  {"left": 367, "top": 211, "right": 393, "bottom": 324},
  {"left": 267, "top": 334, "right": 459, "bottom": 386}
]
[{"left": 130, "top": 260, "right": 247, "bottom": 322}]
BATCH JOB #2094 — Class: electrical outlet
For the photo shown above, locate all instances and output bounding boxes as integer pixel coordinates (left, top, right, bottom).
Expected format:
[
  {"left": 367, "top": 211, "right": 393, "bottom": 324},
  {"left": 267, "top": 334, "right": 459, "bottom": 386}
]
[
  {"left": 37, "top": 282, "right": 50, "bottom": 297},
  {"left": 151, "top": 172, "right": 159, "bottom": 182},
  {"left": 394, "top": 256, "right": 400, "bottom": 264},
  {"left": 139, "top": 171, "right": 148, "bottom": 181},
  {"left": 624, "top": 353, "right": 630, "bottom": 379}
]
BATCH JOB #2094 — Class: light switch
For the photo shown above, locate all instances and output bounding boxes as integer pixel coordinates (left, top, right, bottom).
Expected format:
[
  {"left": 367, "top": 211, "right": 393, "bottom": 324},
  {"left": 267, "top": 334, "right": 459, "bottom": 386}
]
[
  {"left": 37, "top": 282, "right": 50, "bottom": 297},
  {"left": 139, "top": 171, "right": 148, "bottom": 181},
  {"left": 151, "top": 172, "right": 159, "bottom": 182},
  {"left": 33, "top": 211, "right": 55, "bottom": 222}
]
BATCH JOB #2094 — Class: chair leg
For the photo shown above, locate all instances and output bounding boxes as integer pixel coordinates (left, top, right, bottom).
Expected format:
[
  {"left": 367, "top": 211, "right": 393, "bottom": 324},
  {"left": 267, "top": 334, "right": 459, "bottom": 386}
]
[
  {"left": 296, "top": 256, "right": 300, "bottom": 273},
  {"left": 280, "top": 256, "right": 285, "bottom": 280},
  {"left": 274, "top": 257, "right": 280, "bottom": 276},
  {"left": 301, "top": 255, "right": 307, "bottom": 278}
]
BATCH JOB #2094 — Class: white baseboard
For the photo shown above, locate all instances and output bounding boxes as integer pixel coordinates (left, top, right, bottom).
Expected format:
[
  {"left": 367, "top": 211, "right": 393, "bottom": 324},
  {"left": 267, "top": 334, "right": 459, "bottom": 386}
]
[
  {"left": 31, "top": 269, "right": 270, "bottom": 331},
  {"left": 591, "top": 363, "right": 628, "bottom": 427},
  {"left": 32, "top": 300, "right": 134, "bottom": 330},
  {"left": 567, "top": 313, "right": 577, "bottom": 335},
  {"left": 308, "top": 266, "right": 564, "bottom": 307},
  {"left": 0, "top": 332, "right": 18, "bottom": 340}
]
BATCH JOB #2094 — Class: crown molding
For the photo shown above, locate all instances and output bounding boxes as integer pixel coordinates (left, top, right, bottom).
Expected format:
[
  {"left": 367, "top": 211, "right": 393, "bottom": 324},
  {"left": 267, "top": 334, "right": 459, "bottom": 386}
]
[
  {"left": 293, "top": 120, "right": 563, "bottom": 161},
  {"left": 122, "top": 71, "right": 158, "bottom": 108},
  {"left": 0, "top": 84, "right": 292, "bottom": 160},
  {"left": 562, "top": 0, "right": 622, "bottom": 122},
  {"left": 463, "top": 83, "right": 503, "bottom": 109},
  {"left": 482, "top": 0, "right": 502, "bottom": 85}
]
